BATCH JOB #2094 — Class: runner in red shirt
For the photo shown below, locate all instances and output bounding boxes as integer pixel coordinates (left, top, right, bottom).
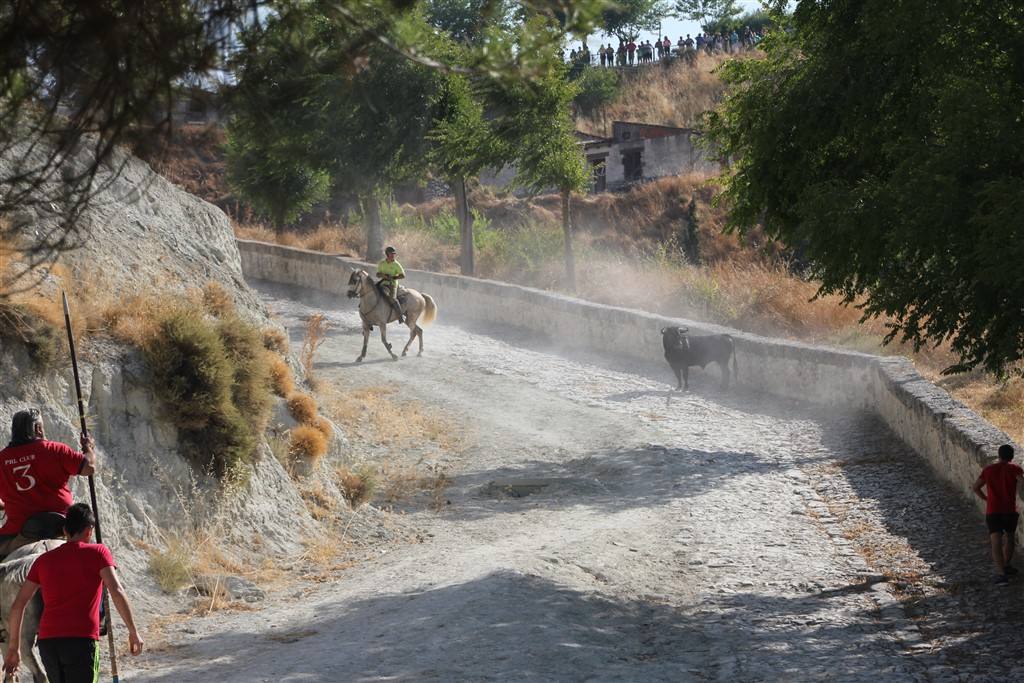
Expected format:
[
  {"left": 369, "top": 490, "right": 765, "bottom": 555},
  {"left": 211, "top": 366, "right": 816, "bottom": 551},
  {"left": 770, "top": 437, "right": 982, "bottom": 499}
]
[
  {"left": 972, "top": 444, "right": 1024, "bottom": 583},
  {"left": 0, "top": 409, "right": 96, "bottom": 555},
  {"left": 4, "top": 503, "right": 143, "bottom": 682}
]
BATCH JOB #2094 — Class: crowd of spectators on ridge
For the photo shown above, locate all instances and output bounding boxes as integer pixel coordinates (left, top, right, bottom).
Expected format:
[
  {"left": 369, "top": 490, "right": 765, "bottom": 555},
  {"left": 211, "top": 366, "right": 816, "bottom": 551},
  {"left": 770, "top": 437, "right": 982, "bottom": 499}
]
[{"left": 566, "top": 26, "right": 766, "bottom": 67}]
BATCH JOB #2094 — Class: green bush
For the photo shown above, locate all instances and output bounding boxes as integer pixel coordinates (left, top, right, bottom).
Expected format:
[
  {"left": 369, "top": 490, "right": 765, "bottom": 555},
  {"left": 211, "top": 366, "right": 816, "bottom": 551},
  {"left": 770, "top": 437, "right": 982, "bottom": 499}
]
[
  {"left": 144, "top": 308, "right": 272, "bottom": 479},
  {"left": 144, "top": 310, "right": 233, "bottom": 432},
  {"left": 217, "top": 315, "right": 272, "bottom": 434},
  {"left": 572, "top": 68, "right": 620, "bottom": 118}
]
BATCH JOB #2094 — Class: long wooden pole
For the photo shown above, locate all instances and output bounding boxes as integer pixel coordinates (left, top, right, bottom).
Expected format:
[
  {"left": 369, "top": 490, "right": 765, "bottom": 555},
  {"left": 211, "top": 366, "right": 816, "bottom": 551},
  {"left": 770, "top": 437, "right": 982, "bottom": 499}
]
[{"left": 61, "top": 292, "right": 120, "bottom": 683}]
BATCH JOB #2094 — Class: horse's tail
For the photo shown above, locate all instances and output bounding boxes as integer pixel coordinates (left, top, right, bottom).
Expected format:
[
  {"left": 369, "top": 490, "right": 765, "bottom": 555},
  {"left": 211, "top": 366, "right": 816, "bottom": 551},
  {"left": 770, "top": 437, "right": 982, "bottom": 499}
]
[{"left": 421, "top": 294, "right": 438, "bottom": 326}]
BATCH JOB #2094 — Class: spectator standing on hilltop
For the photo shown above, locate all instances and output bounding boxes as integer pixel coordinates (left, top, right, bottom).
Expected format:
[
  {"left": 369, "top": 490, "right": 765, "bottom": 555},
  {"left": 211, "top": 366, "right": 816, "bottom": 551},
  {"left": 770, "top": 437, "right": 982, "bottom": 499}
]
[
  {"left": 599, "top": 44, "right": 607, "bottom": 66},
  {"left": 729, "top": 29, "right": 740, "bottom": 53},
  {"left": 662, "top": 36, "right": 671, "bottom": 58},
  {"left": 973, "top": 444, "right": 1024, "bottom": 584},
  {"left": 685, "top": 34, "right": 695, "bottom": 52},
  {"left": 696, "top": 33, "right": 705, "bottom": 53},
  {"left": 626, "top": 38, "right": 636, "bottom": 65},
  {"left": 617, "top": 42, "right": 626, "bottom": 66}
]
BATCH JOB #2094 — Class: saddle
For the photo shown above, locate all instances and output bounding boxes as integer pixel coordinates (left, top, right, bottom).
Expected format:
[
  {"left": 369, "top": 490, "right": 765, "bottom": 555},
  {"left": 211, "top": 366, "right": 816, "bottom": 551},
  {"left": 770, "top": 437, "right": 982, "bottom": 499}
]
[{"left": 374, "top": 280, "right": 408, "bottom": 303}]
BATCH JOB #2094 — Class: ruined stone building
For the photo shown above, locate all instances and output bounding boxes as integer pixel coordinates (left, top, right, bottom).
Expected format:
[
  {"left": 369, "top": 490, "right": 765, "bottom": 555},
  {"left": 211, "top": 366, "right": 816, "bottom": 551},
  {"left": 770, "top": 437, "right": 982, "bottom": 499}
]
[{"left": 481, "top": 120, "right": 722, "bottom": 194}]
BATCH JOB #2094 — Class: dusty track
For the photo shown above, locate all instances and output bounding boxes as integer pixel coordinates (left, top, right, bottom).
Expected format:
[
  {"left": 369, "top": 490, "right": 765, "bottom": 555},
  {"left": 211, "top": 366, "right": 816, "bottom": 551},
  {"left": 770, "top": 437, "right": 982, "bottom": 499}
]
[{"left": 132, "top": 281, "right": 1020, "bottom": 683}]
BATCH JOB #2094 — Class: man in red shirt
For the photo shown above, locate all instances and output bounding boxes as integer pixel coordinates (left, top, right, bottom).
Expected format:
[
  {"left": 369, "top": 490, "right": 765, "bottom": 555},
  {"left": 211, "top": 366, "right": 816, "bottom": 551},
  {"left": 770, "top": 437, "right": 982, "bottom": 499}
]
[
  {"left": 0, "top": 409, "right": 96, "bottom": 555},
  {"left": 972, "top": 444, "right": 1024, "bottom": 583},
  {"left": 4, "top": 503, "right": 143, "bottom": 682}
]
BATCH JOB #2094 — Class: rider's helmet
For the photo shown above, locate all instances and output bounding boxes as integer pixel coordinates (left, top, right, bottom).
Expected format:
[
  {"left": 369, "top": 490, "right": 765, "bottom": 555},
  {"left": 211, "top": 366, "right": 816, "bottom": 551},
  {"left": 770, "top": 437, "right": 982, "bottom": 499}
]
[{"left": 384, "top": 246, "right": 397, "bottom": 255}]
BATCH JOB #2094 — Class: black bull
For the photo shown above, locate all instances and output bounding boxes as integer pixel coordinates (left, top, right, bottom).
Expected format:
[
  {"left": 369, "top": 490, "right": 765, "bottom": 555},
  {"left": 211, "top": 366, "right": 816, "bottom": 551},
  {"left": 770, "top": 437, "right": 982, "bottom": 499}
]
[{"left": 661, "top": 326, "right": 738, "bottom": 390}]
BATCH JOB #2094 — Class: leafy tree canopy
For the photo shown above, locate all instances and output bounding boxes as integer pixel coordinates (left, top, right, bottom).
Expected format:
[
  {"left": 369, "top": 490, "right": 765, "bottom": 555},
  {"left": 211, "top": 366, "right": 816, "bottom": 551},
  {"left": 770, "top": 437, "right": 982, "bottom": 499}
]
[
  {"left": 707, "top": 1, "right": 1024, "bottom": 376},
  {"left": 674, "top": 0, "right": 740, "bottom": 31},
  {"left": 600, "top": 0, "right": 671, "bottom": 42}
]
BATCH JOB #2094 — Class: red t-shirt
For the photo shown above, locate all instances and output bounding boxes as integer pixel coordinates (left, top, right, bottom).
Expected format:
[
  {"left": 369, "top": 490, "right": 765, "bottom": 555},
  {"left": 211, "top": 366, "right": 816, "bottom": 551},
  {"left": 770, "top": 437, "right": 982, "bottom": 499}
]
[
  {"left": 0, "top": 440, "right": 85, "bottom": 535},
  {"left": 27, "top": 541, "right": 115, "bottom": 640},
  {"left": 981, "top": 461, "right": 1023, "bottom": 514}
]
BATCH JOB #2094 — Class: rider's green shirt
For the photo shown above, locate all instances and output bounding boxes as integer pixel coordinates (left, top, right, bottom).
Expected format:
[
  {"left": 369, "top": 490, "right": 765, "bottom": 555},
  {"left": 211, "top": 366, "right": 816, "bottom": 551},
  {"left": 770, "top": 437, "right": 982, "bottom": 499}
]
[{"left": 376, "top": 259, "right": 405, "bottom": 294}]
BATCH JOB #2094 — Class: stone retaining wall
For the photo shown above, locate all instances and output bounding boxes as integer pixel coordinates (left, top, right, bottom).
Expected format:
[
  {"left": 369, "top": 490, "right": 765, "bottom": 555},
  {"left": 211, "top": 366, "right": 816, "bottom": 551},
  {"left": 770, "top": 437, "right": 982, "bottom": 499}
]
[{"left": 237, "top": 239, "right": 1016, "bottom": 514}]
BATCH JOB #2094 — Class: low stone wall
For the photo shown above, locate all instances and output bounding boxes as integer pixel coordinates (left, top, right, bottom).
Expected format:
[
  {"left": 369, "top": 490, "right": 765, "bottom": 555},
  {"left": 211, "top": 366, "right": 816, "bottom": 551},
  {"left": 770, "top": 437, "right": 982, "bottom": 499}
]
[{"left": 237, "top": 239, "right": 1015, "bottom": 515}]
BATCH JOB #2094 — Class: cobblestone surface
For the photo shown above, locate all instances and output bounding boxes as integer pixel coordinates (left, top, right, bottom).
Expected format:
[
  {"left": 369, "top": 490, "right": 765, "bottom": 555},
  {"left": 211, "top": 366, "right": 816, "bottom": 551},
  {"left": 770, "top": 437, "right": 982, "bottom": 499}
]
[{"left": 134, "top": 282, "right": 1017, "bottom": 682}]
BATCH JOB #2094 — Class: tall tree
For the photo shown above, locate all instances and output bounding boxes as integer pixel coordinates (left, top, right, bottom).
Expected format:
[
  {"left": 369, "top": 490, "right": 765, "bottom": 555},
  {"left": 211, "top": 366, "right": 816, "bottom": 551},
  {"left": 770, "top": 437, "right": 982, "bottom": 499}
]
[
  {"left": 601, "top": 0, "right": 670, "bottom": 42},
  {"left": 674, "top": 0, "right": 741, "bottom": 30},
  {"left": 706, "top": 1, "right": 1024, "bottom": 376},
  {"left": 430, "top": 73, "right": 502, "bottom": 275},
  {"left": 491, "top": 45, "right": 590, "bottom": 290}
]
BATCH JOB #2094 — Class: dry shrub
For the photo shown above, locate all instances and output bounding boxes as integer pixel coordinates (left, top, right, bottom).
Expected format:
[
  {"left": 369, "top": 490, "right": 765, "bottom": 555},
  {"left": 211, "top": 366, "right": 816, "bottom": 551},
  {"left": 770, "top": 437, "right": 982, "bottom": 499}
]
[
  {"left": 202, "top": 281, "right": 234, "bottom": 317},
  {"left": 148, "top": 538, "right": 193, "bottom": 593},
  {"left": 287, "top": 392, "right": 318, "bottom": 424},
  {"left": 289, "top": 424, "right": 328, "bottom": 464},
  {"left": 261, "top": 327, "right": 289, "bottom": 354},
  {"left": 300, "top": 480, "right": 338, "bottom": 521},
  {"left": 217, "top": 315, "right": 273, "bottom": 434},
  {"left": 378, "top": 461, "right": 451, "bottom": 508},
  {"left": 337, "top": 466, "right": 377, "bottom": 508},
  {"left": 300, "top": 313, "right": 331, "bottom": 386},
  {"left": 313, "top": 415, "right": 334, "bottom": 439},
  {"left": 269, "top": 356, "right": 295, "bottom": 397}
]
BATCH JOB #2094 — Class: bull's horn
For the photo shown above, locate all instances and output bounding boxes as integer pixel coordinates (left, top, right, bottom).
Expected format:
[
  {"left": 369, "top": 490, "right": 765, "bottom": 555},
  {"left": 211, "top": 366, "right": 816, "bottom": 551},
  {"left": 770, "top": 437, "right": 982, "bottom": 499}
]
[
  {"left": 660, "top": 327, "right": 667, "bottom": 334},
  {"left": 679, "top": 326, "right": 689, "bottom": 333}
]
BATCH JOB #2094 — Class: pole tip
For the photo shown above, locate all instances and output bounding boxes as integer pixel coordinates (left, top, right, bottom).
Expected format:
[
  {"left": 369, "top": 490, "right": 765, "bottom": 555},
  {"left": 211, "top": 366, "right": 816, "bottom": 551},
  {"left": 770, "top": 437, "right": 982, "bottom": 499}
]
[{"left": 61, "top": 290, "right": 70, "bottom": 315}]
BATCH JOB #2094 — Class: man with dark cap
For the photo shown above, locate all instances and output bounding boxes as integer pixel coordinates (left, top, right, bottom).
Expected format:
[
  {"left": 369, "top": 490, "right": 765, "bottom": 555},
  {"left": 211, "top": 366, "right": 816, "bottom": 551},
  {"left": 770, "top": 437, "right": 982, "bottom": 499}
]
[
  {"left": 376, "top": 246, "right": 406, "bottom": 324},
  {"left": 0, "top": 409, "right": 96, "bottom": 555}
]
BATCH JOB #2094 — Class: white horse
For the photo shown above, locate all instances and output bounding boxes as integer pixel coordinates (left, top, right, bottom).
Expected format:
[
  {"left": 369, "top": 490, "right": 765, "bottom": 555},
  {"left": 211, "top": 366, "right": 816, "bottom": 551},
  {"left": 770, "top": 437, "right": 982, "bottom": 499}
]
[
  {"left": 0, "top": 539, "right": 64, "bottom": 683},
  {"left": 347, "top": 269, "right": 438, "bottom": 361}
]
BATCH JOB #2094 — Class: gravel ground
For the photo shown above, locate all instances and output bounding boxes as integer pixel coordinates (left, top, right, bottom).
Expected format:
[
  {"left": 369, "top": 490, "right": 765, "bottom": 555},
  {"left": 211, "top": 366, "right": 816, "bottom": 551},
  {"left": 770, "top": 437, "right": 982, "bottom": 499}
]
[{"left": 130, "top": 281, "right": 1021, "bottom": 683}]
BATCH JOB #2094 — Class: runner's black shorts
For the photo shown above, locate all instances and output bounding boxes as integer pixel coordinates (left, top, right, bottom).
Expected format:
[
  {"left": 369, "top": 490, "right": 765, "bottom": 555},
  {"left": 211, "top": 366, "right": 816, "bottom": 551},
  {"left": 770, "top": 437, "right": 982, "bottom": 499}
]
[
  {"left": 986, "top": 512, "right": 1020, "bottom": 534},
  {"left": 39, "top": 638, "right": 99, "bottom": 683}
]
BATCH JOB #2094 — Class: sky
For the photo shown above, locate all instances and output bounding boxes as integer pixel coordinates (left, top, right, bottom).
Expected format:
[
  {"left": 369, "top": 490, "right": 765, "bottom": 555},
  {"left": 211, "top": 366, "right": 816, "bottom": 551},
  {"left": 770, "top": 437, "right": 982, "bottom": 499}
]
[{"left": 573, "top": 0, "right": 764, "bottom": 53}]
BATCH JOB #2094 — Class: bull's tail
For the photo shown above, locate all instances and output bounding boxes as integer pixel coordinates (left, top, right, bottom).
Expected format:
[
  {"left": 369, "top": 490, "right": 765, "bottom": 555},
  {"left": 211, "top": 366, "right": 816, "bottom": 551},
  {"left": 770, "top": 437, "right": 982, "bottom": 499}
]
[{"left": 731, "top": 338, "right": 739, "bottom": 383}]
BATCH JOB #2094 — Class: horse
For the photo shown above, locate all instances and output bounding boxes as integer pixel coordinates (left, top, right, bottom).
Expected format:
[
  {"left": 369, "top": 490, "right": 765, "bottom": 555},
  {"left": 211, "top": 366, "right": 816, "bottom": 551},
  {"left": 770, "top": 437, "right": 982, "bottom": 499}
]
[
  {"left": 347, "top": 269, "right": 438, "bottom": 361},
  {"left": 0, "top": 539, "right": 64, "bottom": 683}
]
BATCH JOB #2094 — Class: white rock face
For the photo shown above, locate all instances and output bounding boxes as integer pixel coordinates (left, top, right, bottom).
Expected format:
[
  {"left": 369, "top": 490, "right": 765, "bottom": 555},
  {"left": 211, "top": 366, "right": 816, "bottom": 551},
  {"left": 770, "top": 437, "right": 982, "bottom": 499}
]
[{"left": 0, "top": 143, "right": 343, "bottom": 609}]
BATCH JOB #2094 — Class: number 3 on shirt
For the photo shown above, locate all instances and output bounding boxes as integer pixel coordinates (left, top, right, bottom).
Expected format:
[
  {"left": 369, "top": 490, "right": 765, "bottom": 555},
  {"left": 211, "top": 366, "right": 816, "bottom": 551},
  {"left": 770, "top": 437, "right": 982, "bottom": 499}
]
[{"left": 13, "top": 464, "right": 36, "bottom": 491}]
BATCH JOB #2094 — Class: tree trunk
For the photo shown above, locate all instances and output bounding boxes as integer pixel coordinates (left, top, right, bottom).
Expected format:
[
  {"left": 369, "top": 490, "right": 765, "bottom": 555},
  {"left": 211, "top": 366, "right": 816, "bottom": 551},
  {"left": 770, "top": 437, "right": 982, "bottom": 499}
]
[
  {"left": 364, "top": 194, "right": 383, "bottom": 262},
  {"left": 561, "top": 187, "right": 576, "bottom": 292},
  {"left": 453, "top": 177, "right": 475, "bottom": 276}
]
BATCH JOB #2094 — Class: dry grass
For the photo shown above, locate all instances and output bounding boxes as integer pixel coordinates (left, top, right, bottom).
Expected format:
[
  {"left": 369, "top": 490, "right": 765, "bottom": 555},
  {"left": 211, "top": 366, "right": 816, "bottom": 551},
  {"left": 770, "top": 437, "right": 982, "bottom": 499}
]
[
  {"left": 575, "top": 53, "right": 741, "bottom": 135},
  {"left": 148, "top": 538, "right": 194, "bottom": 593},
  {"left": 201, "top": 281, "right": 234, "bottom": 317},
  {"left": 269, "top": 356, "right": 295, "bottom": 397},
  {"left": 300, "top": 480, "right": 340, "bottom": 521},
  {"left": 289, "top": 424, "right": 328, "bottom": 464},
  {"left": 336, "top": 465, "right": 377, "bottom": 508},
  {"left": 261, "top": 327, "right": 289, "bottom": 354},
  {"left": 322, "top": 384, "right": 463, "bottom": 450},
  {"left": 300, "top": 312, "right": 332, "bottom": 387},
  {"left": 287, "top": 392, "right": 319, "bottom": 424},
  {"left": 377, "top": 461, "right": 452, "bottom": 509}
]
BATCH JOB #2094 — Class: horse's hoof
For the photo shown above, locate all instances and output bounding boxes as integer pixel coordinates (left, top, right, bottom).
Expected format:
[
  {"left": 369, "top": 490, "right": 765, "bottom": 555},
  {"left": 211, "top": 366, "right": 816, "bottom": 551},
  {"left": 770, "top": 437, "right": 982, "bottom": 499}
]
[
  {"left": 402, "top": 351, "right": 408, "bottom": 357},
  {"left": 356, "top": 357, "right": 364, "bottom": 363},
  {"left": 417, "top": 351, "right": 423, "bottom": 357},
  {"left": 391, "top": 355, "right": 399, "bottom": 361}
]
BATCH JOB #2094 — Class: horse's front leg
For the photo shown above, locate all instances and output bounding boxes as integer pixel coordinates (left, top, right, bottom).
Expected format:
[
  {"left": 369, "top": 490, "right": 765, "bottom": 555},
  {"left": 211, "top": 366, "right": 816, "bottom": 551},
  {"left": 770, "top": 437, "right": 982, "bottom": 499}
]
[
  {"left": 357, "top": 322, "right": 370, "bottom": 362},
  {"left": 379, "top": 323, "right": 398, "bottom": 360},
  {"left": 401, "top": 319, "right": 417, "bottom": 357}
]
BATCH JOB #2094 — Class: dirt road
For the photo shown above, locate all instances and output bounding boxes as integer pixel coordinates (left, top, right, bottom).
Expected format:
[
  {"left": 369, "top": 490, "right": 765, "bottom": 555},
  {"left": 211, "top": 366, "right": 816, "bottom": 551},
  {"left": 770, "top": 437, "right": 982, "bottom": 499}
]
[{"left": 132, "top": 281, "right": 1020, "bottom": 683}]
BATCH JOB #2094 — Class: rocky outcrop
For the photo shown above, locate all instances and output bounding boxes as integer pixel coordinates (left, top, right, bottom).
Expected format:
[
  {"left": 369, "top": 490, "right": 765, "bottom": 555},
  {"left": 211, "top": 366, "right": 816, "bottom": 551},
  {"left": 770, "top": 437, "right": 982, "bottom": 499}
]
[{"left": 1, "top": 144, "right": 343, "bottom": 609}]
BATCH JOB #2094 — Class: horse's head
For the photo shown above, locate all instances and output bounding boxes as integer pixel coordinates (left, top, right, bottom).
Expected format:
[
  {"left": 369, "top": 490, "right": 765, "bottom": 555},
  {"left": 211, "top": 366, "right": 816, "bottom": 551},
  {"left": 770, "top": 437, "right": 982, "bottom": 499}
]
[{"left": 347, "top": 269, "right": 367, "bottom": 299}]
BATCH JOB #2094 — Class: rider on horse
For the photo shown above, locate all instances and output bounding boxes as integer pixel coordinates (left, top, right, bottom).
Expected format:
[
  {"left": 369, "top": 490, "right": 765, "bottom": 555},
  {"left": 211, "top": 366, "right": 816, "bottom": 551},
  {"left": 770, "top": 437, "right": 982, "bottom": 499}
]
[{"left": 376, "top": 246, "right": 406, "bottom": 324}]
